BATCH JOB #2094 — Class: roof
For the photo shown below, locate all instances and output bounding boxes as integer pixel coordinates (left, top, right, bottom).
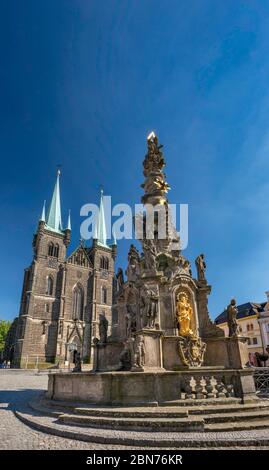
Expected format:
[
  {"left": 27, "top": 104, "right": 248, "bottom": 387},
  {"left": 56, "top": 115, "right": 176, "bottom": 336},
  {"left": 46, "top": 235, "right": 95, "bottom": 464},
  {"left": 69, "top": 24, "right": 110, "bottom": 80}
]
[{"left": 215, "top": 302, "right": 262, "bottom": 324}]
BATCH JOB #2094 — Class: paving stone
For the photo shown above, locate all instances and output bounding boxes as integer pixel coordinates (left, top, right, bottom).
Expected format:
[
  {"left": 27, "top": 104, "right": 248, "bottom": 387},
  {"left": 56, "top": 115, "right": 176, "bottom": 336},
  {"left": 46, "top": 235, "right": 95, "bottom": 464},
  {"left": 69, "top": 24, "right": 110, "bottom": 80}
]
[
  {"left": 0, "top": 370, "right": 138, "bottom": 449},
  {"left": 1, "top": 370, "right": 269, "bottom": 450}
]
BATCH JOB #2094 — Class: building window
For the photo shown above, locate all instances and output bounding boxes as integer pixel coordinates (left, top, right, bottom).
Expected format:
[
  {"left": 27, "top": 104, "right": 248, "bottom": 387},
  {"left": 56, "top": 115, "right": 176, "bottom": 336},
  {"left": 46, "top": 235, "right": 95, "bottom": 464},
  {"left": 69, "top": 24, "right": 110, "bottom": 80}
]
[
  {"left": 46, "top": 276, "right": 53, "bottom": 296},
  {"left": 45, "top": 303, "right": 50, "bottom": 313},
  {"left": 54, "top": 243, "right": 59, "bottom": 258},
  {"left": 247, "top": 338, "right": 251, "bottom": 345},
  {"left": 48, "top": 242, "right": 59, "bottom": 258},
  {"left": 73, "top": 285, "right": 84, "bottom": 320},
  {"left": 100, "top": 256, "right": 109, "bottom": 270},
  {"left": 239, "top": 326, "right": 242, "bottom": 333},
  {"left": 253, "top": 337, "right": 258, "bottom": 345},
  {"left": 101, "top": 286, "right": 107, "bottom": 304},
  {"left": 48, "top": 242, "right": 54, "bottom": 257},
  {"left": 42, "top": 321, "right": 47, "bottom": 335}
]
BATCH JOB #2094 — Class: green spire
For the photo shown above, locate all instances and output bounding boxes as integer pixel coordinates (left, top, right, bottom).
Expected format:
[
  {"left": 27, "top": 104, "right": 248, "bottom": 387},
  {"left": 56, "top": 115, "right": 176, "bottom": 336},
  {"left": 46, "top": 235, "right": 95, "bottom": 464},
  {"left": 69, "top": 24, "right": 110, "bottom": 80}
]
[
  {"left": 46, "top": 170, "right": 63, "bottom": 234},
  {"left": 96, "top": 189, "right": 109, "bottom": 248}
]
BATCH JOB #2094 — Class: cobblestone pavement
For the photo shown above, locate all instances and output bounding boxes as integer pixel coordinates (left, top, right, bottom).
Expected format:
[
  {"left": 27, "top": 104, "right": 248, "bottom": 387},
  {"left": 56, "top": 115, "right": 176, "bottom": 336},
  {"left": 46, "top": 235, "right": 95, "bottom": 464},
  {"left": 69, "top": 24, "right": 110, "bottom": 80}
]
[
  {"left": 0, "top": 370, "right": 138, "bottom": 450},
  {"left": 1, "top": 370, "right": 269, "bottom": 450}
]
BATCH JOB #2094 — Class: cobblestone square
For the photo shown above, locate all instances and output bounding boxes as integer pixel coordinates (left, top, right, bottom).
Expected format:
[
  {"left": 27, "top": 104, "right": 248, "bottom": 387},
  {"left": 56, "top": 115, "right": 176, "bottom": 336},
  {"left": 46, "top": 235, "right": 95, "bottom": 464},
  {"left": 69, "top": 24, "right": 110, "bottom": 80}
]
[
  {"left": 1, "top": 370, "right": 269, "bottom": 450},
  {"left": 0, "top": 370, "right": 132, "bottom": 450}
]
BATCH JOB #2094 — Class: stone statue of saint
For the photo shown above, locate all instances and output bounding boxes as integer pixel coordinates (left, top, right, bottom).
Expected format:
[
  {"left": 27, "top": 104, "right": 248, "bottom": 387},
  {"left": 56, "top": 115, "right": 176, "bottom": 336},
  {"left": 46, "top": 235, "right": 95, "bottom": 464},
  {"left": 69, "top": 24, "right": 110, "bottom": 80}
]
[
  {"left": 116, "top": 267, "right": 124, "bottom": 290},
  {"left": 126, "top": 244, "right": 140, "bottom": 282},
  {"left": 195, "top": 254, "right": 206, "bottom": 281},
  {"left": 125, "top": 304, "right": 136, "bottom": 338},
  {"left": 178, "top": 256, "right": 192, "bottom": 276},
  {"left": 227, "top": 299, "right": 239, "bottom": 337},
  {"left": 133, "top": 336, "right": 145, "bottom": 368},
  {"left": 140, "top": 286, "right": 158, "bottom": 328},
  {"left": 143, "top": 133, "right": 165, "bottom": 176},
  {"left": 176, "top": 292, "right": 194, "bottom": 337},
  {"left": 99, "top": 313, "right": 108, "bottom": 343},
  {"left": 142, "top": 239, "right": 157, "bottom": 271}
]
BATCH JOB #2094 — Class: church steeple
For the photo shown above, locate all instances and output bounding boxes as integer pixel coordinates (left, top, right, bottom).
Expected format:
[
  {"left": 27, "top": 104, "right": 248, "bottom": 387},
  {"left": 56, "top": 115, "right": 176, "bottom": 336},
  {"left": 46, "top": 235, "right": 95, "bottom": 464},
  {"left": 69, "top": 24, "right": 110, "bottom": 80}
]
[
  {"left": 46, "top": 170, "right": 63, "bottom": 233},
  {"left": 95, "top": 188, "right": 108, "bottom": 247}
]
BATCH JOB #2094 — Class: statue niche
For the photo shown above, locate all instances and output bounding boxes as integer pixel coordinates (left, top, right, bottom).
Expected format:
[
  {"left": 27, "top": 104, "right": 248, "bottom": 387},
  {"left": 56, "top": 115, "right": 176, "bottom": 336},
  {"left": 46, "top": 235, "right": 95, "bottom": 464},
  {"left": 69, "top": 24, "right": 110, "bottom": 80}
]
[
  {"left": 176, "top": 291, "right": 194, "bottom": 337},
  {"left": 175, "top": 290, "right": 206, "bottom": 367}
]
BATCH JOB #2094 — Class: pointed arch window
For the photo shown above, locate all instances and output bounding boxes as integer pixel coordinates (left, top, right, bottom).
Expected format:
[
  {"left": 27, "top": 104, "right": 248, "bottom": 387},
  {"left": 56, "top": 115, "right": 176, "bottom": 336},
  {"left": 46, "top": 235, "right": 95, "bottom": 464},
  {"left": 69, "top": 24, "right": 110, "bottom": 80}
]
[
  {"left": 48, "top": 242, "right": 54, "bottom": 257},
  {"left": 100, "top": 256, "right": 109, "bottom": 270},
  {"left": 73, "top": 285, "right": 84, "bottom": 320},
  {"left": 46, "top": 276, "right": 54, "bottom": 296},
  {"left": 101, "top": 286, "right": 107, "bottom": 304},
  {"left": 53, "top": 243, "right": 59, "bottom": 258}
]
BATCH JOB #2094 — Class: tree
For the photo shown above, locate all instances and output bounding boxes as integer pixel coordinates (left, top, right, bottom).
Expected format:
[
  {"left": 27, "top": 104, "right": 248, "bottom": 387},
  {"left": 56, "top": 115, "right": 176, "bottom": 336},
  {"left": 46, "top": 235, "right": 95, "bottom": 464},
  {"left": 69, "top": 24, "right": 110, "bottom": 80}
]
[{"left": 0, "top": 320, "right": 11, "bottom": 353}]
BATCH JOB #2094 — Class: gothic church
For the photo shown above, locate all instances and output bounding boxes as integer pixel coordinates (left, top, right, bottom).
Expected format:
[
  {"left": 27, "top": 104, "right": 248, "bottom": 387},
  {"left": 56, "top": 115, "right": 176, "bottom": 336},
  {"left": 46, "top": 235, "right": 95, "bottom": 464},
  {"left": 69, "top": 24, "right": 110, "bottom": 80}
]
[{"left": 13, "top": 172, "right": 116, "bottom": 367}]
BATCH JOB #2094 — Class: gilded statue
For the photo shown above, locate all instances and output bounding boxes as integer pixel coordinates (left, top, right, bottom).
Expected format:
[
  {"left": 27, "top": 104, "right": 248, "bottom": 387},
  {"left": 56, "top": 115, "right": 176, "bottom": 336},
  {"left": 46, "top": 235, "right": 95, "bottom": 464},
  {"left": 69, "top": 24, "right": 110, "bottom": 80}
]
[{"left": 176, "top": 292, "right": 194, "bottom": 337}]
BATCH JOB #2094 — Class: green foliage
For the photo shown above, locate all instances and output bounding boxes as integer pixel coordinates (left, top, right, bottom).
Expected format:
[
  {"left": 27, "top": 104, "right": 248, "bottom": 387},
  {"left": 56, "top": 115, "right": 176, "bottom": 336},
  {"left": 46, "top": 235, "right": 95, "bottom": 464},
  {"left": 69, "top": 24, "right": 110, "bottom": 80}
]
[{"left": 0, "top": 320, "right": 12, "bottom": 352}]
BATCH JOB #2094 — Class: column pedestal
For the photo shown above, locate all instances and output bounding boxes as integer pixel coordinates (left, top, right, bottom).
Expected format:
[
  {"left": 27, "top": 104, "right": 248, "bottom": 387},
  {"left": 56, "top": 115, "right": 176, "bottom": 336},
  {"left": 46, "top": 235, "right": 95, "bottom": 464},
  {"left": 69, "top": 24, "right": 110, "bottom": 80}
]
[{"left": 134, "top": 329, "right": 164, "bottom": 371}]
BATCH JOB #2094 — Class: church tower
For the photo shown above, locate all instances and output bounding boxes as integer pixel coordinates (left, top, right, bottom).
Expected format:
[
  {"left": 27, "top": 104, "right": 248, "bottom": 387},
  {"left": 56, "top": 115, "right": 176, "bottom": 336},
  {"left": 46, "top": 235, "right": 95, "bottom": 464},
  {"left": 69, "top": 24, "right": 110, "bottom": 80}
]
[
  {"left": 87, "top": 190, "right": 117, "bottom": 359},
  {"left": 14, "top": 178, "right": 117, "bottom": 368},
  {"left": 14, "top": 171, "right": 71, "bottom": 367}
]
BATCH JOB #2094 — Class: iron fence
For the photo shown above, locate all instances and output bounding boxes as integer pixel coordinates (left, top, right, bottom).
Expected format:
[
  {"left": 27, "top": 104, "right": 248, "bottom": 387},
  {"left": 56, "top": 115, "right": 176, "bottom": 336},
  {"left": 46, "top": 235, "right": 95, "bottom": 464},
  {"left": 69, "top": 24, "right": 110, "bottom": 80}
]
[{"left": 253, "top": 367, "right": 269, "bottom": 394}]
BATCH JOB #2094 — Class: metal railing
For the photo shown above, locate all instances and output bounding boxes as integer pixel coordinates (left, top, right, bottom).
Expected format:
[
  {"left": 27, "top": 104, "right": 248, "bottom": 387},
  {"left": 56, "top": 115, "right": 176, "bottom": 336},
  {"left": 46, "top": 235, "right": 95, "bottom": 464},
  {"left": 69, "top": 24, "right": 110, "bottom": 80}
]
[{"left": 253, "top": 367, "right": 269, "bottom": 394}]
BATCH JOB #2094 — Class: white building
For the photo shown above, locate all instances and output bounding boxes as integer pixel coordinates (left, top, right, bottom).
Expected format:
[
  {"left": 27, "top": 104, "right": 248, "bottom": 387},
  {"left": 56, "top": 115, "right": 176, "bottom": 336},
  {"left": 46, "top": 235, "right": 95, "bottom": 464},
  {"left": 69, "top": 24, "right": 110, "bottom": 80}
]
[{"left": 215, "top": 293, "right": 269, "bottom": 366}]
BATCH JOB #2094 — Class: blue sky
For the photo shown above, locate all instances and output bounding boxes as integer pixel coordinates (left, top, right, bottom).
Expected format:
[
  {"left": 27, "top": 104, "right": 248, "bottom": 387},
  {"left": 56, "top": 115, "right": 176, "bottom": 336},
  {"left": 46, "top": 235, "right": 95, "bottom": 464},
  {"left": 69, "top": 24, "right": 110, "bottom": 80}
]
[{"left": 1, "top": 0, "right": 269, "bottom": 321}]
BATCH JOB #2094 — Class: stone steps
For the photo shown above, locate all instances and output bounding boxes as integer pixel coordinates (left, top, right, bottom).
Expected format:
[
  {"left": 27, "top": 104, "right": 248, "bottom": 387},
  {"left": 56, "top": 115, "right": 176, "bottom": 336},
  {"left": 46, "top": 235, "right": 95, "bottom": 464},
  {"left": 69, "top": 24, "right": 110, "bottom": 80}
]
[
  {"left": 37, "top": 397, "right": 269, "bottom": 418},
  {"left": 187, "top": 401, "right": 269, "bottom": 415},
  {"left": 41, "top": 396, "right": 268, "bottom": 411},
  {"left": 74, "top": 407, "right": 189, "bottom": 418},
  {"left": 56, "top": 408, "right": 269, "bottom": 432},
  {"left": 45, "top": 396, "right": 242, "bottom": 409},
  {"left": 28, "top": 395, "right": 269, "bottom": 434},
  {"left": 30, "top": 397, "right": 269, "bottom": 426},
  {"left": 57, "top": 413, "right": 205, "bottom": 432},
  {"left": 14, "top": 406, "right": 269, "bottom": 448},
  {"left": 205, "top": 419, "right": 269, "bottom": 432},
  {"left": 202, "top": 409, "right": 269, "bottom": 424}
]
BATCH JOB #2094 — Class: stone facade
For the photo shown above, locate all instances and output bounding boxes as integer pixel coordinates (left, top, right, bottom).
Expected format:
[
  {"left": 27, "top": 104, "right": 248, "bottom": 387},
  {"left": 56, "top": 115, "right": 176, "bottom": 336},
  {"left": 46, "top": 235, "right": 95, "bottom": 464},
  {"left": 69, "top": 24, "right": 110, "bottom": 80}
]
[{"left": 13, "top": 181, "right": 116, "bottom": 368}]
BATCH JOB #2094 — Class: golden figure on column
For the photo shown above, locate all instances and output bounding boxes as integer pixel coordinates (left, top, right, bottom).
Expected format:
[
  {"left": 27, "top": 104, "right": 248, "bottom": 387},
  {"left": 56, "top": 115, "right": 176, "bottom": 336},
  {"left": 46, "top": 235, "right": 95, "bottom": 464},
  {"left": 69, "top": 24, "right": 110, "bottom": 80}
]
[{"left": 176, "top": 292, "right": 194, "bottom": 337}]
